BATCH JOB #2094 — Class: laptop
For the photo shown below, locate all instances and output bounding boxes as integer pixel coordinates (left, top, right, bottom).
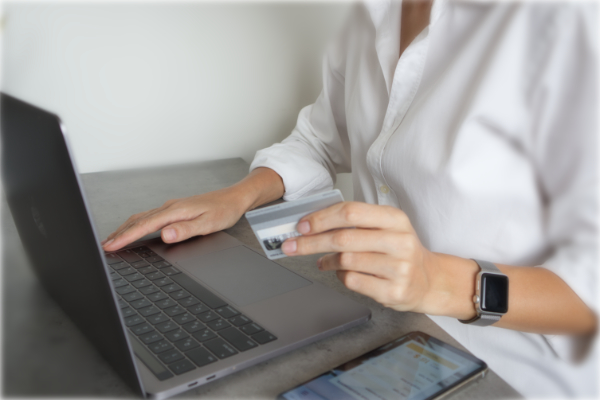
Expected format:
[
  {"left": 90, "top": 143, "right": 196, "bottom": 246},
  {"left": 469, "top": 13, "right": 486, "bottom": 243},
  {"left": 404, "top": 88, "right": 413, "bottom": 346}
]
[{"left": 0, "top": 93, "right": 371, "bottom": 398}]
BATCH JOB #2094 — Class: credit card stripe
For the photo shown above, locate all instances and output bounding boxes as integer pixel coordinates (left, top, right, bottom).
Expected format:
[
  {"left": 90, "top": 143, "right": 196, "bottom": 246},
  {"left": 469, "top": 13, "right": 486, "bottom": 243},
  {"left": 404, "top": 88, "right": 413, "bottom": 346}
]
[{"left": 256, "top": 222, "right": 298, "bottom": 239}]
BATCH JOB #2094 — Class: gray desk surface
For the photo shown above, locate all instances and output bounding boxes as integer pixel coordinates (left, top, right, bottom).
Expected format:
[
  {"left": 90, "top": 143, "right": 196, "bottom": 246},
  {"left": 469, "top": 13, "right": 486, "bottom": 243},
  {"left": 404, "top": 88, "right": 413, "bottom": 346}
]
[{"left": 2, "top": 158, "right": 521, "bottom": 399}]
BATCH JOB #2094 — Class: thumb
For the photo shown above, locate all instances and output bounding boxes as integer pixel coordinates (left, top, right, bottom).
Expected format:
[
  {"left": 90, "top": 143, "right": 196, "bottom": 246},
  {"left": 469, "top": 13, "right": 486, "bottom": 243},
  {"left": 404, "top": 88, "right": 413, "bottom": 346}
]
[{"left": 161, "top": 218, "right": 207, "bottom": 243}]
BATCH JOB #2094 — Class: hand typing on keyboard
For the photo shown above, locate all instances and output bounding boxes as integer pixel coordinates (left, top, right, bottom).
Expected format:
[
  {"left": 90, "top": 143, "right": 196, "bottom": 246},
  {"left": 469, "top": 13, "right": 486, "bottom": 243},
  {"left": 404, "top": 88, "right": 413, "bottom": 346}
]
[{"left": 102, "top": 167, "right": 284, "bottom": 251}]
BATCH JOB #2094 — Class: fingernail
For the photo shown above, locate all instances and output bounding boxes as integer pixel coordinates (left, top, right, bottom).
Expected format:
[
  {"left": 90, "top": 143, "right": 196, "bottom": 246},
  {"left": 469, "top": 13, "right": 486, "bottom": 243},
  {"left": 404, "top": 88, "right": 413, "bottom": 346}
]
[
  {"left": 101, "top": 239, "right": 108, "bottom": 245},
  {"left": 163, "top": 228, "right": 176, "bottom": 241},
  {"left": 297, "top": 221, "right": 310, "bottom": 234},
  {"left": 282, "top": 239, "right": 297, "bottom": 254},
  {"left": 103, "top": 239, "right": 114, "bottom": 247},
  {"left": 317, "top": 257, "right": 323, "bottom": 270}
]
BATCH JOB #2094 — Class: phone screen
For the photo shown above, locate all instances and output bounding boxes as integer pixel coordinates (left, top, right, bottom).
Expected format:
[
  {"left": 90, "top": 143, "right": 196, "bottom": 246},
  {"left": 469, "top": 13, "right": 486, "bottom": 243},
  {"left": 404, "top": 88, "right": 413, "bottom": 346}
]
[{"left": 278, "top": 332, "right": 487, "bottom": 400}]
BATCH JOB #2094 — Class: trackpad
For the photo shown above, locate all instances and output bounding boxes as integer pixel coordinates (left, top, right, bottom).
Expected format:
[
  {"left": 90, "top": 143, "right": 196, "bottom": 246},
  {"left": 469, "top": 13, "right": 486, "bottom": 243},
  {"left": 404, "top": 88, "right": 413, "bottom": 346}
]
[{"left": 176, "top": 246, "right": 311, "bottom": 307}]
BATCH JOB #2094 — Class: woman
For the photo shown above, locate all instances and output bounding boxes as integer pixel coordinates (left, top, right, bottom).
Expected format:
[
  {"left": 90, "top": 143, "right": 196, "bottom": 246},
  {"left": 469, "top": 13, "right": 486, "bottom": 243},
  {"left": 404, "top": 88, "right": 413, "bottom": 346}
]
[{"left": 103, "top": 1, "right": 597, "bottom": 397}]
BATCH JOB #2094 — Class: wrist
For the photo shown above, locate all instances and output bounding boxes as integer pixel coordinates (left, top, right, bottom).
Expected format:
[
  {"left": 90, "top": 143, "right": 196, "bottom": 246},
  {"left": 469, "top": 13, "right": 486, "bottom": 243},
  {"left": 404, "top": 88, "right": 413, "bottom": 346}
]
[
  {"left": 422, "top": 253, "right": 479, "bottom": 320},
  {"left": 228, "top": 167, "right": 285, "bottom": 214}
]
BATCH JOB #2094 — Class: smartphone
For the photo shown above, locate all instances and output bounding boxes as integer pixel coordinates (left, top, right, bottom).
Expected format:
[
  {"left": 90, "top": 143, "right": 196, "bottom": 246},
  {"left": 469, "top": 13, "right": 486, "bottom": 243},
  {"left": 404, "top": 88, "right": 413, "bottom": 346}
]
[{"left": 277, "top": 331, "right": 487, "bottom": 400}]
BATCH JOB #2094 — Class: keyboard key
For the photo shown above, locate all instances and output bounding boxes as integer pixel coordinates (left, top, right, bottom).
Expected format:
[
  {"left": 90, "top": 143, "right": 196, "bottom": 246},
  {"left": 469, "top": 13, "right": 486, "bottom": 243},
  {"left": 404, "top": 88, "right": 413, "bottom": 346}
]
[
  {"left": 132, "top": 279, "right": 152, "bottom": 289},
  {"left": 104, "top": 253, "right": 122, "bottom": 264},
  {"left": 204, "top": 338, "right": 238, "bottom": 359},
  {"left": 130, "top": 298, "right": 152, "bottom": 309},
  {"left": 219, "top": 327, "right": 258, "bottom": 352},
  {"left": 140, "top": 331, "right": 163, "bottom": 345},
  {"left": 197, "top": 311, "right": 220, "bottom": 323},
  {"left": 179, "top": 297, "right": 200, "bottom": 307},
  {"left": 152, "top": 261, "right": 171, "bottom": 269},
  {"left": 161, "top": 267, "right": 181, "bottom": 276},
  {"left": 111, "top": 262, "right": 129, "bottom": 270},
  {"left": 121, "top": 307, "right": 136, "bottom": 318},
  {"left": 130, "top": 246, "right": 149, "bottom": 253},
  {"left": 113, "top": 278, "right": 129, "bottom": 288},
  {"left": 124, "top": 314, "right": 144, "bottom": 327},
  {"left": 169, "top": 359, "right": 195, "bottom": 375},
  {"left": 170, "top": 273, "right": 227, "bottom": 309},
  {"left": 149, "top": 339, "right": 173, "bottom": 354},
  {"left": 252, "top": 331, "right": 277, "bottom": 345},
  {"left": 215, "top": 306, "right": 239, "bottom": 319},
  {"left": 146, "top": 255, "right": 164, "bottom": 263},
  {"left": 116, "top": 285, "right": 136, "bottom": 295},
  {"left": 125, "top": 273, "right": 144, "bottom": 282},
  {"left": 241, "top": 323, "right": 264, "bottom": 336},
  {"left": 187, "top": 303, "right": 210, "bottom": 315},
  {"left": 139, "top": 285, "right": 160, "bottom": 296},
  {"left": 173, "top": 313, "right": 195, "bottom": 325},
  {"left": 117, "top": 249, "right": 142, "bottom": 263},
  {"left": 193, "top": 329, "right": 217, "bottom": 342},
  {"left": 146, "top": 271, "right": 165, "bottom": 281},
  {"left": 175, "top": 337, "right": 200, "bottom": 352},
  {"left": 158, "top": 349, "right": 185, "bottom": 364},
  {"left": 117, "top": 266, "right": 136, "bottom": 276},
  {"left": 131, "top": 260, "right": 150, "bottom": 269},
  {"left": 138, "top": 266, "right": 157, "bottom": 275},
  {"left": 156, "top": 298, "right": 178, "bottom": 309},
  {"left": 154, "top": 277, "right": 174, "bottom": 287},
  {"left": 186, "top": 347, "right": 217, "bottom": 367},
  {"left": 165, "top": 329, "right": 189, "bottom": 342},
  {"left": 131, "top": 322, "right": 153, "bottom": 335},
  {"left": 139, "top": 305, "right": 161, "bottom": 317},
  {"left": 109, "top": 271, "right": 120, "bottom": 281},
  {"left": 207, "top": 319, "right": 231, "bottom": 331},
  {"left": 164, "top": 305, "right": 186, "bottom": 317},
  {"left": 169, "top": 290, "right": 191, "bottom": 301},
  {"left": 182, "top": 320, "right": 206, "bottom": 333},
  {"left": 156, "top": 320, "right": 178, "bottom": 333},
  {"left": 147, "top": 291, "right": 168, "bottom": 302},
  {"left": 229, "top": 315, "right": 251, "bottom": 327},
  {"left": 118, "top": 298, "right": 128, "bottom": 308},
  {"left": 147, "top": 313, "right": 170, "bottom": 325},
  {"left": 123, "top": 291, "right": 144, "bottom": 302},
  {"left": 161, "top": 284, "right": 182, "bottom": 293}
]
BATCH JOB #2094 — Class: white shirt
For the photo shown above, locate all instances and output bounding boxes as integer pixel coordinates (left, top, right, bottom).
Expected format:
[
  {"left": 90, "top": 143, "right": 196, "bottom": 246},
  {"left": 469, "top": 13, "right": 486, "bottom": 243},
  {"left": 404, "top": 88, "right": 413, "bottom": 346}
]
[{"left": 250, "top": 1, "right": 598, "bottom": 397}]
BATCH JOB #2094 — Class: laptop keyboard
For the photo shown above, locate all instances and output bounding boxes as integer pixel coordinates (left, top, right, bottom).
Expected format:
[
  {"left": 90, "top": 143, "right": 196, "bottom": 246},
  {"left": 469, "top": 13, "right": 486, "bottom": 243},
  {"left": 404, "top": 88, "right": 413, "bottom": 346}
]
[{"left": 105, "top": 246, "right": 277, "bottom": 379}]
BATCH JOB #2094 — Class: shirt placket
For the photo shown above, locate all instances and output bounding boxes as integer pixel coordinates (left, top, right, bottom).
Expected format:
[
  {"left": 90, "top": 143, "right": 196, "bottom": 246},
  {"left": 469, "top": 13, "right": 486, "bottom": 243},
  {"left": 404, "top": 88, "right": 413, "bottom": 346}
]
[{"left": 366, "top": 26, "right": 431, "bottom": 207}]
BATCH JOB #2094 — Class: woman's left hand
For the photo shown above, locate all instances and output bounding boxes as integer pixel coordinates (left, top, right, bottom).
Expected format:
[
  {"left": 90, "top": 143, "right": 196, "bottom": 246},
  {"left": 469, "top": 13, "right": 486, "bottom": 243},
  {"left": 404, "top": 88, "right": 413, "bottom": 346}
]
[{"left": 281, "top": 201, "right": 470, "bottom": 317}]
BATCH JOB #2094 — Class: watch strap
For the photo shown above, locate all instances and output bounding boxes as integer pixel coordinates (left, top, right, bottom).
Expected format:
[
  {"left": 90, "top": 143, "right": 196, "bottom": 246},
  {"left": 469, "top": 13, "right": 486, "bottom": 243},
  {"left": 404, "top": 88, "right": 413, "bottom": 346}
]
[
  {"left": 459, "top": 313, "right": 501, "bottom": 326},
  {"left": 476, "top": 259, "right": 501, "bottom": 274}
]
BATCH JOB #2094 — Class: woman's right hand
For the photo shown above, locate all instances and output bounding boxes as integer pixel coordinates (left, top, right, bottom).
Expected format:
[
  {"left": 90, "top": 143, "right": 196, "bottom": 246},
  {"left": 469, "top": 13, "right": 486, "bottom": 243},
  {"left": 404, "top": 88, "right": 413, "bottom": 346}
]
[{"left": 102, "top": 167, "right": 285, "bottom": 252}]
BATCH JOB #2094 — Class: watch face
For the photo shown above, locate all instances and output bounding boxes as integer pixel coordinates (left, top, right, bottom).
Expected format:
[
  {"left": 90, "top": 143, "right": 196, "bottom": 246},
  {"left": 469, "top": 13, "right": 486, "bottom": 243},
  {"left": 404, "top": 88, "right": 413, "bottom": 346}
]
[{"left": 480, "top": 273, "right": 509, "bottom": 313}]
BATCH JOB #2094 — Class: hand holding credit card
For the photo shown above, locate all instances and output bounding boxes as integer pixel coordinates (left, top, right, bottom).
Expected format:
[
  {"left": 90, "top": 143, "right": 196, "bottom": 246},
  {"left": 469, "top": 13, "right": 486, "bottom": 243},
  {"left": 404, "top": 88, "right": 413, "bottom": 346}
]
[{"left": 245, "top": 190, "right": 344, "bottom": 259}]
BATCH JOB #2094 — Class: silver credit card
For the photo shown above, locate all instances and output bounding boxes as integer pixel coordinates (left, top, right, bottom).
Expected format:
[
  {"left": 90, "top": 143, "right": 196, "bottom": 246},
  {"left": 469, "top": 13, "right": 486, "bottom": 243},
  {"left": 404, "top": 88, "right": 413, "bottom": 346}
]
[{"left": 245, "top": 189, "right": 344, "bottom": 259}]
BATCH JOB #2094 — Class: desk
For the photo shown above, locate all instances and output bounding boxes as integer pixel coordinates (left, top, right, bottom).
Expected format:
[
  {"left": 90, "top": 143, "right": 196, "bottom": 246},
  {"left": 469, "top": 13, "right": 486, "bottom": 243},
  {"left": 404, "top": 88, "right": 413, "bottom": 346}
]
[{"left": 2, "top": 158, "right": 521, "bottom": 398}]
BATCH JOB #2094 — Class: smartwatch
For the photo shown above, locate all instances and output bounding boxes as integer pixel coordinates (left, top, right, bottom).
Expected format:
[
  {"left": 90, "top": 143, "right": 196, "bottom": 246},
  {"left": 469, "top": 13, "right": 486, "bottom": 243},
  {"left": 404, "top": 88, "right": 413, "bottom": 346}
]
[{"left": 459, "top": 259, "right": 509, "bottom": 326}]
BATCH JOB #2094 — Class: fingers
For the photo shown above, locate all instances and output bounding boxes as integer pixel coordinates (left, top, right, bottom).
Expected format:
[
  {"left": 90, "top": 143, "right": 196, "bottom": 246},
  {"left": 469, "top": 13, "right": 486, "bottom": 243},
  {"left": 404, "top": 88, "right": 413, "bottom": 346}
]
[
  {"left": 161, "top": 216, "right": 219, "bottom": 243},
  {"left": 103, "top": 206, "right": 194, "bottom": 251},
  {"left": 318, "top": 252, "right": 410, "bottom": 280},
  {"left": 282, "top": 228, "right": 418, "bottom": 258},
  {"left": 297, "top": 202, "right": 413, "bottom": 235},
  {"left": 335, "top": 270, "right": 404, "bottom": 307}
]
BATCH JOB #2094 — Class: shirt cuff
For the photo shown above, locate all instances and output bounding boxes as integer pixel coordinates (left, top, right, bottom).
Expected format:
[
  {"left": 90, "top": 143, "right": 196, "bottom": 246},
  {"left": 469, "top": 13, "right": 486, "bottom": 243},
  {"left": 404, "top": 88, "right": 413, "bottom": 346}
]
[{"left": 250, "top": 144, "right": 334, "bottom": 201}]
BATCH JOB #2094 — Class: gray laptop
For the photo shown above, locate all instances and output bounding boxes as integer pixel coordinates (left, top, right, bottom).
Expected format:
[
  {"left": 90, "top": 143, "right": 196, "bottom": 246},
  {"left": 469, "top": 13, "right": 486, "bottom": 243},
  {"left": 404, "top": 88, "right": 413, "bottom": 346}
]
[{"left": 0, "top": 93, "right": 371, "bottom": 399}]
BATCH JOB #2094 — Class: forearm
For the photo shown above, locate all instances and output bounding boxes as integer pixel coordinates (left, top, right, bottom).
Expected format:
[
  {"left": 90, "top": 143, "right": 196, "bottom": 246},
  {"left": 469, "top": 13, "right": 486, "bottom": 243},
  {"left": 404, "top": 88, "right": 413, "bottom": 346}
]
[
  {"left": 228, "top": 167, "right": 285, "bottom": 213},
  {"left": 429, "top": 253, "right": 598, "bottom": 335}
]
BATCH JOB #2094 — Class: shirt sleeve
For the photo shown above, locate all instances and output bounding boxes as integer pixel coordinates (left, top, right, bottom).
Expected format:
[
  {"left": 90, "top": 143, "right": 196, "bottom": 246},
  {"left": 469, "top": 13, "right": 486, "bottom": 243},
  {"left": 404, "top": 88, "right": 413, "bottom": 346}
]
[
  {"left": 529, "top": 5, "right": 598, "bottom": 359},
  {"left": 249, "top": 9, "right": 355, "bottom": 201}
]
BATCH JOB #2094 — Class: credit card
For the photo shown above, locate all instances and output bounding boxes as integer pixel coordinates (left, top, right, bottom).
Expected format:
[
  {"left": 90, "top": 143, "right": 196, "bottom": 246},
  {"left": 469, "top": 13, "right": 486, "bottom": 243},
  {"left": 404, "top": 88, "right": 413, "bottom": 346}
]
[{"left": 245, "top": 189, "right": 344, "bottom": 259}]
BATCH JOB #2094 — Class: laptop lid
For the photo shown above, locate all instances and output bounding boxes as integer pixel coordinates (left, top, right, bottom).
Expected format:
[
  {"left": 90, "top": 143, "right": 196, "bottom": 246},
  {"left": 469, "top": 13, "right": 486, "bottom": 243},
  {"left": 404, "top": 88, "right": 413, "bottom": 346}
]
[{"left": 1, "top": 93, "right": 146, "bottom": 397}]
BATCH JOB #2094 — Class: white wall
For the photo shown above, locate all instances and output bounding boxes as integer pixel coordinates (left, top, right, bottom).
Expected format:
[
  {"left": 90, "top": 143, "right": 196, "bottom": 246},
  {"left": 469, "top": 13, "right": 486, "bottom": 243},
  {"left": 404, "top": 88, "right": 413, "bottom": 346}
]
[{"left": 2, "top": 1, "right": 354, "bottom": 199}]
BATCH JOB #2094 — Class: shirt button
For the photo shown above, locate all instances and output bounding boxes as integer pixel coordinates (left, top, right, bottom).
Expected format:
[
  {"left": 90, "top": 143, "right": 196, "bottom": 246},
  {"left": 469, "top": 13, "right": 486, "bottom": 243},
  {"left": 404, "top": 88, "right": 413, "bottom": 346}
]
[{"left": 379, "top": 185, "right": 390, "bottom": 194}]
